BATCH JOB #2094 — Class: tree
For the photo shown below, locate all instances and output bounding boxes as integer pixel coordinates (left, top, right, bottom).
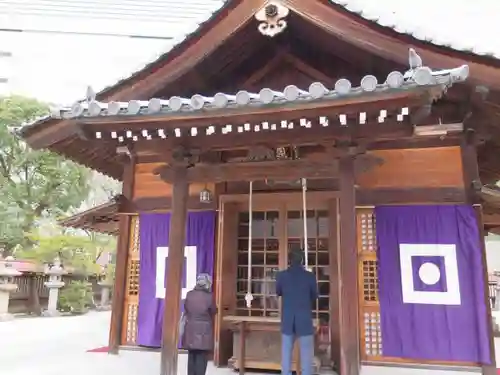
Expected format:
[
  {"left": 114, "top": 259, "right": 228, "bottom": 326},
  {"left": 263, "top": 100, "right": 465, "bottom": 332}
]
[
  {"left": 0, "top": 96, "right": 90, "bottom": 255},
  {"left": 18, "top": 229, "right": 116, "bottom": 276}
]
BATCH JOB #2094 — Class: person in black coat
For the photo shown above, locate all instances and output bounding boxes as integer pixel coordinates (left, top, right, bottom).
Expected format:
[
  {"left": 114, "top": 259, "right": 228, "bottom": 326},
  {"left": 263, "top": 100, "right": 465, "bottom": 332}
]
[
  {"left": 182, "top": 273, "right": 216, "bottom": 375},
  {"left": 276, "top": 248, "right": 318, "bottom": 375}
]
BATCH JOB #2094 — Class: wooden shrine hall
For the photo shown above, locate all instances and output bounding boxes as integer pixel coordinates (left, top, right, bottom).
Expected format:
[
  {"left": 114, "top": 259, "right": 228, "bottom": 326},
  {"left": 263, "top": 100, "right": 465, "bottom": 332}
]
[{"left": 17, "top": 1, "right": 500, "bottom": 375}]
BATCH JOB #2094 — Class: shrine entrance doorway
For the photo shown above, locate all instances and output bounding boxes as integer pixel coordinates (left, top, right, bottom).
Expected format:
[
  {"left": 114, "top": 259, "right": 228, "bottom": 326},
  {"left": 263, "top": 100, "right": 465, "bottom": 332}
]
[{"left": 216, "top": 191, "right": 339, "bottom": 372}]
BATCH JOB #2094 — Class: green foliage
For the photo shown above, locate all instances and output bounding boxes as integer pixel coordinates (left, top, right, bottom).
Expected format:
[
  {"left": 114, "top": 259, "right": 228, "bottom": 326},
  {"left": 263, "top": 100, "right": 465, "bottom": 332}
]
[
  {"left": 58, "top": 280, "right": 93, "bottom": 314},
  {"left": 17, "top": 229, "right": 116, "bottom": 276},
  {"left": 0, "top": 95, "right": 91, "bottom": 254}
]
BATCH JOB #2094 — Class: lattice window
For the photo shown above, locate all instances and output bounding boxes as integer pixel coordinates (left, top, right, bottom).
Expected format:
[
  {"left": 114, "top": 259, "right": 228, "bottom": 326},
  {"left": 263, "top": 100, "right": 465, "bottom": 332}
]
[
  {"left": 131, "top": 217, "right": 140, "bottom": 254},
  {"left": 287, "top": 210, "right": 330, "bottom": 323},
  {"left": 125, "top": 303, "right": 139, "bottom": 344},
  {"left": 127, "top": 260, "right": 140, "bottom": 296},
  {"left": 236, "top": 211, "right": 280, "bottom": 317},
  {"left": 359, "top": 211, "right": 376, "bottom": 253},
  {"left": 357, "top": 208, "right": 382, "bottom": 361},
  {"left": 362, "top": 260, "right": 378, "bottom": 302},
  {"left": 122, "top": 216, "right": 141, "bottom": 345},
  {"left": 363, "top": 310, "right": 382, "bottom": 356}
]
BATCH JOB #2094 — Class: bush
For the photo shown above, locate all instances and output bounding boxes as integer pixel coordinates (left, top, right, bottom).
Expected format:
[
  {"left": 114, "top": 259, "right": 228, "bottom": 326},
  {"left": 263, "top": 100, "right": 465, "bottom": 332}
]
[{"left": 58, "top": 280, "right": 93, "bottom": 314}]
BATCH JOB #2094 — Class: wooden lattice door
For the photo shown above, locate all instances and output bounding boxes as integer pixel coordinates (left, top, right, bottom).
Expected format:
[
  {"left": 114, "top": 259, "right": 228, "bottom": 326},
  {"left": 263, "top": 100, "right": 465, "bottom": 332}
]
[
  {"left": 122, "top": 216, "right": 140, "bottom": 345},
  {"left": 356, "top": 208, "right": 383, "bottom": 361}
]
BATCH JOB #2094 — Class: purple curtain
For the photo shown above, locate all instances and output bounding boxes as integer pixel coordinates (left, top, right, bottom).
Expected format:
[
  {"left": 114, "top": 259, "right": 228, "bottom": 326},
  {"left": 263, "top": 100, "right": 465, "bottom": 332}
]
[
  {"left": 375, "top": 205, "right": 490, "bottom": 363},
  {"left": 136, "top": 211, "right": 216, "bottom": 347}
]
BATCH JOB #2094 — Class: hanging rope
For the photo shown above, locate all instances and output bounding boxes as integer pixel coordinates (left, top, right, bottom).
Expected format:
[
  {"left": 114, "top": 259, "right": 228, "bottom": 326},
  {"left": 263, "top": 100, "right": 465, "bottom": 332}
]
[
  {"left": 301, "top": 178, "right": 309, "bottom": 269},
  {"left": 245, "top": 181, "right": 254, "bottom": 308}
]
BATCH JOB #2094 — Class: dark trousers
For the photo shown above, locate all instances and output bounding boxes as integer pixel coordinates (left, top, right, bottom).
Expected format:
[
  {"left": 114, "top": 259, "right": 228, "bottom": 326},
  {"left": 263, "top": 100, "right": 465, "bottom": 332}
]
[{"left": 187, "top": 350, "right": 208, "bottom": 375}]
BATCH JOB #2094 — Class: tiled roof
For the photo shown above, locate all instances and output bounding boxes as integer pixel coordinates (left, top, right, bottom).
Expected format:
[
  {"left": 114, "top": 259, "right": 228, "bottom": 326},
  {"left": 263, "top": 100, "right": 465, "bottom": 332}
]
[
  {"left": 54, "top": 60, "right": 468, "bottom": 125},
  {"left": 16, "top": 0, "right": 494, "bottom": 136},
  {"left": 331, "top": 0, "right": 500, "bottom": 58},
  {"left": 92, "top": 0, "right": 500, "bottom": 101}
]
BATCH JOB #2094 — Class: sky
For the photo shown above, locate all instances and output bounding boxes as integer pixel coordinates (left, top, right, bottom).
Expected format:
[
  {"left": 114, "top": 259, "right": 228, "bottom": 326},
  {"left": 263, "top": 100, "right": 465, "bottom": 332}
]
[{"left": 0, "top": 0, "right": 224, "bottom": 104}]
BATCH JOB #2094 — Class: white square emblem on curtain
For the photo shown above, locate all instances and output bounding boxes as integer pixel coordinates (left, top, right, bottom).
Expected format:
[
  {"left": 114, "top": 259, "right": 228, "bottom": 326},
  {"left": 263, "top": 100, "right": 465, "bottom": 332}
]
[
  {"left": 399, "top": 243, "right": 461, "bottom": 305},
  {"left": 155, "top": 246, "right": 197, "bottom": 299}
]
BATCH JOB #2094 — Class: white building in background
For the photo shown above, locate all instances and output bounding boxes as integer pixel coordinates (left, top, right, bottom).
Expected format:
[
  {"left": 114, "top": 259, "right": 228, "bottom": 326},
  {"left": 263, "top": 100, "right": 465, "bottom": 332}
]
[
  {"left": 0, "top": 0, "right": 224, "bottom": 104},
  {"left": 0, "top": 0, "right": 224, "bottom": 208}
]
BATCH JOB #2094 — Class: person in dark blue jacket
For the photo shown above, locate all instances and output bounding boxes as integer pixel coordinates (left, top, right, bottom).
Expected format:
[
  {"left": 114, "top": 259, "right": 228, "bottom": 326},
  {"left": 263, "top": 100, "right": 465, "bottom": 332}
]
[{"left": 276, "top": 248, "right": 318, "bottom": 375}]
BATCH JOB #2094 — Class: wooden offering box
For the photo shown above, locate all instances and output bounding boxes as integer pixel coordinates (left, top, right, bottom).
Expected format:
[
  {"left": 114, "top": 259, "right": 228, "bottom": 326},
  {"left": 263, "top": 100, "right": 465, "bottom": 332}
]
[{"left": 223, "top": 315, "right": 321, "bottom": 374}]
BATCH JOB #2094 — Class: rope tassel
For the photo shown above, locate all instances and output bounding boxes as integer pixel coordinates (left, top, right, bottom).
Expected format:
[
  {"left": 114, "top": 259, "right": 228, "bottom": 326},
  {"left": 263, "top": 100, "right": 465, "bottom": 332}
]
[
  {"left": 301, "top": 178, "right": 310, "bottom": 271},
  {"left": 246, "top": 181, "right": 254, "bottom": 308}
]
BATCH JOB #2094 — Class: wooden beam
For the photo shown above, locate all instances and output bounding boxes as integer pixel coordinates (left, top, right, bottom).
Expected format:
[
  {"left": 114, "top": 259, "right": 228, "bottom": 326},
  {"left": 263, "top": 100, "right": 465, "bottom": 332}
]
[
  {"left": 474, "top": 206, "right": 498, "bottom": 375},
  {"left": 283, "top": 53, "right": 334, "bottom": 84},
  {"left": 131, "top": 120, "right": 413, "bottom": 154},
  {"left": 156, "top": 159, "right": 340, "bottom": 183},
  {"left": 131, "top": 188, "right": 466, "bottom": 213},
  {"left": 160, "top": 167, "right": 190, "bottom": 375},
  {"left": 356, "top": 187, "right": 466, "bottom": 205},
  {"left": 241, "top": 50, "right": 288, "bottom": 88},
  {"left": 133, "top": 196, "right": 217, "bottom": 212},
  {"left": 368, "top": 136, "right": 461, "bottom": 150},
  {"left": 108, "top": 158, "right": 135, "bottom": 354},
  {"left": 338, "top": 157, "right": 360, "bottom": 375}
]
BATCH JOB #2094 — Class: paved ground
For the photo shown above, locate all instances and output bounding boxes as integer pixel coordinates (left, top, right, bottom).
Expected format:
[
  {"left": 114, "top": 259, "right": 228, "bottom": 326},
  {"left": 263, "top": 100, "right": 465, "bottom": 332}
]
[
  {"left": 0, "top": 311, "right": 239, "bottom": 375},
  {"left": 0, "top": 312, "right": 496, "bottom": 375}
]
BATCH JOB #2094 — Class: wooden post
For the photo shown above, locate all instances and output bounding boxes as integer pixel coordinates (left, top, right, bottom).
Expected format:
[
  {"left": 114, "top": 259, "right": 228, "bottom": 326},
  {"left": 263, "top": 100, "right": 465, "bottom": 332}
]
[
  {"left": 108, "top": 159, "right": 135, "bottom": 354},
  {"left": 214, "top": 202, "right": 239, "bottom": 366},
  {"left": 462, "top": 132, "right": 495, "bottom": 375},
  {"left": 461, "top": 130, "right": 481, "bottom": 204},
  {"left": 239, "top": 321, "right": 246, "bottom": 375},
  {"left": 328, "top": 198, "right": 341, "bottom": 370},
  {"left": 160, "top": 166, "right": 189, "bottom": 375},
  {"left": 338, "top": 157, "right": 360, "bottom": 375},
  {"left": 475, "top": 207, "right": 497, "bottom": 375}
]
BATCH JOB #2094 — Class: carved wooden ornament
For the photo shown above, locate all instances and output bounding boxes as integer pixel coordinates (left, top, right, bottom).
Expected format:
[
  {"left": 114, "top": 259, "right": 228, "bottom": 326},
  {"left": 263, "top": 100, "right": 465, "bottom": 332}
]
[{"left": 255, "top": 1, "right": 289, "bottom": 37}]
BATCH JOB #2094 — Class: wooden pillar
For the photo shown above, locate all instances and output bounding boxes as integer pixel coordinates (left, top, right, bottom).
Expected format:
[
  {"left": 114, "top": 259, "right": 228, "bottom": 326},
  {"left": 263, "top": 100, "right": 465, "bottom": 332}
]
[
  {"left": 238, "top": 321, "right": 246, "bottom": 375},
  {"left": 461, "top": 130, "right": 481, "bottom": 204},
  {"left": 328, "top": 198, "right": 341, "bottom": 369},
  {"left": 475, "top": 207, "right": 497, "bottom": 375},
  {"left": 160, "top": 166, "right": 189, "bottom": 375},
  {"left": 108, "top": 158, "right": 135, "bottom": 354},
  {"left": 462, "top": 131, "right": 496, "bottom": 374},
  {"left": 214, "top": 201, "right": 239, "bottom": 366},
  {"left": 338, "top": 157, "right": 360, "bottom": 375}
]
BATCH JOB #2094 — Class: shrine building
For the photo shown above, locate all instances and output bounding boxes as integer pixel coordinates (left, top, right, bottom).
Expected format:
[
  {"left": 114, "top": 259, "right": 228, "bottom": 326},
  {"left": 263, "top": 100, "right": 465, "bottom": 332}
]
[{"left": 16, "top": 1, "right": 500, "bottom": 375}]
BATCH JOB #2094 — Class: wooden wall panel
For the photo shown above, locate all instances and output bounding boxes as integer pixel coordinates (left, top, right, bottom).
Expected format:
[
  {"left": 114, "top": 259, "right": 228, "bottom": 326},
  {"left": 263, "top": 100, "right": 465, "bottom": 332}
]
[
  {"left": 133, "top": 162, "right": 214, "bottom": 198},
  {"left": 357, "top": 147, "right": 463, "bottom": 189}
]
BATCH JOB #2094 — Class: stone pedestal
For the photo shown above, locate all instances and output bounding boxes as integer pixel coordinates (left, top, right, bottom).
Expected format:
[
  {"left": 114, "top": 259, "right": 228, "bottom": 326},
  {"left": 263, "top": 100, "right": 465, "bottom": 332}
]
[
  {"left": 43, "top": 257, "right": 66, "bottom": 317},
  {"left": 97, "top": 279, "right": 113, "bottom": 311},
  {"left": 0, "top": 258, "right": 21, "bottom": 321}
]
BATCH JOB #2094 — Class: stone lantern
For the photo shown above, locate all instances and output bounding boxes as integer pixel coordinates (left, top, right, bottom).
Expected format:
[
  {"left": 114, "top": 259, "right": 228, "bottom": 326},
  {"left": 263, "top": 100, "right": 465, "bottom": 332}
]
[
  {"left": 0, "top": 257, "right": 21, "bottom": 321},
  {"left": 97, "top": 273, "right": 113, "bottom": 311},
  {"left": 43, "top": 257, "right": 66, "bottom": 317}
]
